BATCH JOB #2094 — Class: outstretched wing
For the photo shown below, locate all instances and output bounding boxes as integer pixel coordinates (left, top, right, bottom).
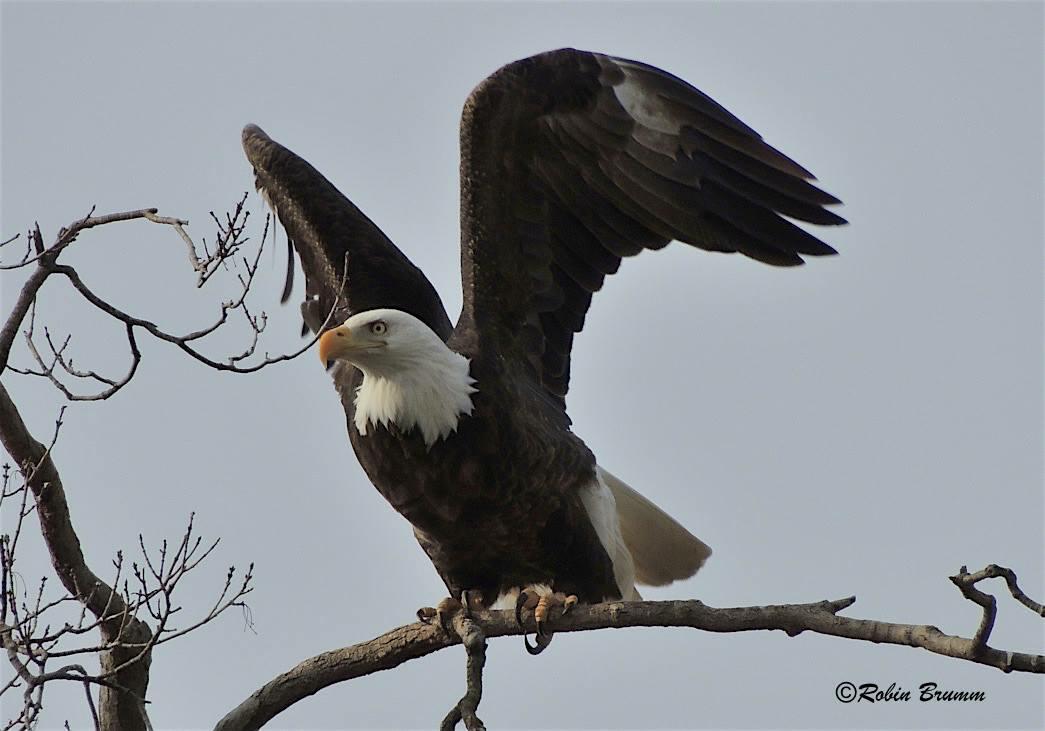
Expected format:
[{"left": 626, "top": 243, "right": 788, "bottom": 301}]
[
  {"left": 455, "top": 49, "right": 845, "bottom": 406},
  {"left": 241, "top": 124, "right": 453, "bottom": 340}
]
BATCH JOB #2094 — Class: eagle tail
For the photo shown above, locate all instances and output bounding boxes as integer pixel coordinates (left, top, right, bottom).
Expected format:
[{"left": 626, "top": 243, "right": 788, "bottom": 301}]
[{"left": 598, "top": 466, "right": 711, "bottom": 588}]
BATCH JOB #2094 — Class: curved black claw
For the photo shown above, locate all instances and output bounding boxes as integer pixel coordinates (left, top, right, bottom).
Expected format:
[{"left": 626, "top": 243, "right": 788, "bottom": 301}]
[
  {"left": 515, "top": 588, "right": 542, "bottom": 653},
  {"left": 525, "top": 592, "right": 577, "bottom": 655},
  {"left": 525, "top": 631, "right": 554, "bottom": 655}
]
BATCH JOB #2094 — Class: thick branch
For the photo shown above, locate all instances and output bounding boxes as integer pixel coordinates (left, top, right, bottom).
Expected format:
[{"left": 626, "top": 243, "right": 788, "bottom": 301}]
[
  {"left": 0, "top": 266, "right": 49, "bottom": 372},
  {"left": 439, "top": 613, "right": 486, "bottom": 731},
  {"left": 214, "top": 594, "right": 1044, "bottom": 731},
  {"left": 0, "top": 383, "right": 152, "bottom": 729}
]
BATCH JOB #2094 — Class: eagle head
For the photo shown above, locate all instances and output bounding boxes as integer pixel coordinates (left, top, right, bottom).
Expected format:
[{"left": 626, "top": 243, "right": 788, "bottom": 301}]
[
  {"left": 317, "top": 308, "right": 477, "bottom": 445},
  {"left": 317, "top": 309, "right": 448, "bottom": 376}
]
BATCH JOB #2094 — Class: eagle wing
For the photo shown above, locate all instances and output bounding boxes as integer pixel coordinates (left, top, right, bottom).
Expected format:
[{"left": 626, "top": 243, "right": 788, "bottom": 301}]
[
  {"left": 241, "top": 124, "right": 453, "bottom": 341},
  {"left": 455, "top": 49, "right": 845, "bottom": 407}
]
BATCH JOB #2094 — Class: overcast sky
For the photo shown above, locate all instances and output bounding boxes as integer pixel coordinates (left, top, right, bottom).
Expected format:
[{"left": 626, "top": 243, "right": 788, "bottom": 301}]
[{"left": 2, "top": 2, "right": 1042, "bottom": 729}]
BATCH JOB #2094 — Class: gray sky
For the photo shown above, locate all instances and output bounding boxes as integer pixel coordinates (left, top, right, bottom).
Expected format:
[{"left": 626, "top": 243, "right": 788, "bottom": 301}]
[{"left": 2, "top": 2, "right": 1042, "bottom": 729}]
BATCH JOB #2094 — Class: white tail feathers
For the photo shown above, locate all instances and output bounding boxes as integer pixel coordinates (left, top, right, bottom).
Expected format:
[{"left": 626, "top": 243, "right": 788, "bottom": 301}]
[
  {"left": 599, "top": 466, "right": 711, "bottom": 587},
  {"left": 580, "top": 471, "right": 640, "bottom": 600}
]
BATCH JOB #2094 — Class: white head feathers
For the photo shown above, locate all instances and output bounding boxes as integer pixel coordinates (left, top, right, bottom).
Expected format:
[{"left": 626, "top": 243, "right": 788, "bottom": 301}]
[{"left": 318, "top": 309, "right": 477, "bottom": 447}]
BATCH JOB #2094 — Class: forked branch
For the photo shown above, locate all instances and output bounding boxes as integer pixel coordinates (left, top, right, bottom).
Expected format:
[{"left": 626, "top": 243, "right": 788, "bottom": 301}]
[
  {"left": 216, "top": 572, "right": 1043, "bottom": 731},
  {"left": 2, "top": 204, "right": 343, "bottom": 403},
  {"left": 0, "top": 204, "right": 294, "bottom": 729},
  {"left": 0, "top": 398, "right": 255, "bottom": 729}
]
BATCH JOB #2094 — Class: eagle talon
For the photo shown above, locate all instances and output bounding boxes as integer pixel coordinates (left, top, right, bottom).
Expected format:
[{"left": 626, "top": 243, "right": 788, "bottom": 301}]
[
  {"left": 515, "top": 587, "right": 546, "bottom": 652},
  {"left": 460, "top": 589, "right": 483, "bottom": 619},
  {"left": 515, "top": 588, "right": 540, "bottom": 627},
  {"left": 516, "top": 588, "right": 575, "bottom": 654},
  {"left": 534, "top": 592, "right": 577, "bottom": 636},
  {"left": 417, "top": 596, "right": 468, "bottom": 633},
  {"left": 524, "top": 633, "right": 551, "bottom": 655},
  {"left": 534, "top": 592, "right": 575, "bottom": 632},
  {"left": 439, "top": 597, "right": 463, "bottom": 632},
  {"left": 562, "top": 594, "right": 578, "bottom": 616}
]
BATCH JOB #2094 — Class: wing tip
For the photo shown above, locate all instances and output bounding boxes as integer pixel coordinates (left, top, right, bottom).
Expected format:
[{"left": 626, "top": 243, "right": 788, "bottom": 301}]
[
  {"left": 242, "top": 122, "right": 268, "bottom": 143},
  {"left": 242, "top": 123, "right": 277, "bottom": 168}
]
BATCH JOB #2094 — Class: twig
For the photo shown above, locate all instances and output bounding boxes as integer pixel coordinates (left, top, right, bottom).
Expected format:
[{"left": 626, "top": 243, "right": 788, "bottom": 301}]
[
  {"left": 82, "top": 676, "right": 100, "bottom": 731},
  {"left": 21, "top": 315, "right": 142, "bottom": 401},
  {"left": 952, "top": 564, "right": 1044, "bottom": 617},
  {"left": 149, "top": 193, "right": 251, "bottom": 288},
  {"left": 5, "top": 204, "right": 336, "bottom": 405},
  {"left": 0, "top": 225, "right": 44, "bottom": 270},
  {"left": 0, "top": 232, "right": 33, "bottom": 271},
  {"left": 51, "top": 260, "right": 341, "bottom": 374},
  {"left": 1, "top": 207, "right": 188, "bottom": 372}
]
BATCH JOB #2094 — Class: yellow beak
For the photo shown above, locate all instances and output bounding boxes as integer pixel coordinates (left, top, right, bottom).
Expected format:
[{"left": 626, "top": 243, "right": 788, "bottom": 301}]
[{"left": 317, "top": 325, "right": 353, "bottom": 370}]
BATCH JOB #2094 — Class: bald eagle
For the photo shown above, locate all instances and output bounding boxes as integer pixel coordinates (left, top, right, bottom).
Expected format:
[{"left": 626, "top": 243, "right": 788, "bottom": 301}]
[{"left": 242, "top": 48, "right": 843, "bottom": 651}]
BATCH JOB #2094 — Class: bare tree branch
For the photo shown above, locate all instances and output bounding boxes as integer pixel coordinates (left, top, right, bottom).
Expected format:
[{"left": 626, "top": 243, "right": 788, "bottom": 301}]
[
  {"left": 0, "top": 383, "right": 153, "bottom": 729},
  {"left": 0, "top": 405, "right": 255, "bottom": 729},
  {"left": 951, "top": 564, "right": 1045, "bottom": 618},
  {"left": 0, "top": 266, "right": 49, "bottom": 372},
  {"left": 4, "top": 204, "right": 340, "bottom": 403},
  {"left": 16, "top": 303, "right": 142, "bottom": 401},
  {"left": 0, "top": 232, "right": 34, "bottom": 271},
  {"left": 51, "top": 263, "right": 333, "bottom": 374},
  {"left": 145, "top": 194, "right": 251, "bottom": 288},
  {"left": 0, "top": 203, "right": 305, "bottom": 728},
  {"left": 1, "top": 207, "right": 189, "bottom": 377},
  {"left": 949, "top": 566, "right": 998, "bottom": 653},
  {"left": 215, "top": 579, "right": 1044, "bottom": 731}
]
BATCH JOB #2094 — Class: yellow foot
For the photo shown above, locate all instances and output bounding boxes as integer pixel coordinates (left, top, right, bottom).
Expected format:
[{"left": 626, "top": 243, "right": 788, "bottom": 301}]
[
  {"left": 417, "top": 590, "right": 484, "bottom": 632},
  {"left": 514, "top": 586, "right": 578, "bottom": 655}
]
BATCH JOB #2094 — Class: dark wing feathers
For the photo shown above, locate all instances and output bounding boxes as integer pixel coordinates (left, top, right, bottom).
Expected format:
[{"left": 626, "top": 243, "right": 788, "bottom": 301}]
[
  {"left": 280, "top": 233, "right": 296, "bottom": 304},
  {"left": 685, "top": 128, "right": 841, "bottom": 206},
  {"left": 616, "top": 56, "right": 762, "bottom": 138},
  {"left": 456, "top": 48, "right": 845, "bottom": 406},
  {"left": 242, "top": 49, "right": 844, "bottom": 412},
  {"left": 241, "top": 124, "right": 453, "bottom": 341}
]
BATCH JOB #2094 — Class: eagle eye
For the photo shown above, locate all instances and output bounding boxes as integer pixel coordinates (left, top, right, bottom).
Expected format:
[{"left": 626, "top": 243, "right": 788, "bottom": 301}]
[{"left": 369, "top": 320, "right": 388, "bottom": 336}]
